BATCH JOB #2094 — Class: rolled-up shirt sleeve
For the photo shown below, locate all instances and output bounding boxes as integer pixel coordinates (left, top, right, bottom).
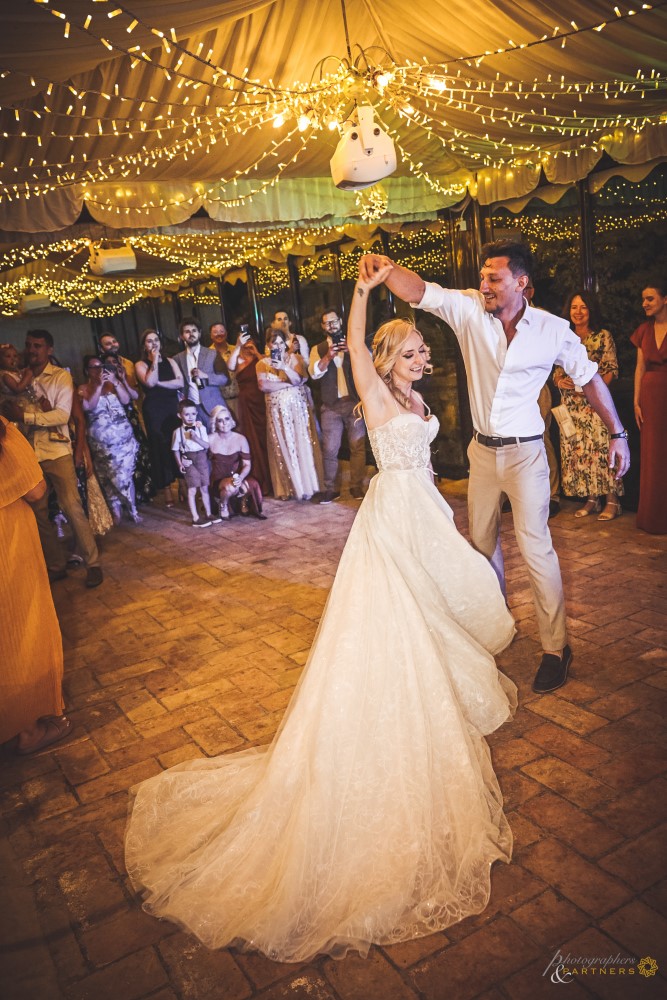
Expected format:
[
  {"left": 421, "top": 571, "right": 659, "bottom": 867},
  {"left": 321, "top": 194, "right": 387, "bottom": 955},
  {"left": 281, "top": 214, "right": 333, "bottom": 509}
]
[
  {"left": 308, "top": 345, "right": 326, "bottom": 379},
  {"left": 556, "top": 330, "right": 599, "bottom": 386},
  {"left": 411, "top": 282, "right": 480, "bottom": 337}
]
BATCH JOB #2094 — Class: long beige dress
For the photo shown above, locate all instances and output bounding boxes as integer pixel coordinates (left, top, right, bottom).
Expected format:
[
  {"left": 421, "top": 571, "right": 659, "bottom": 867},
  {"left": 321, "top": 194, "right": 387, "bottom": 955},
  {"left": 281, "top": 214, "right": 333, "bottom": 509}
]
[{"left": 0, "top": 418, "right": 64, "bottom": 743}]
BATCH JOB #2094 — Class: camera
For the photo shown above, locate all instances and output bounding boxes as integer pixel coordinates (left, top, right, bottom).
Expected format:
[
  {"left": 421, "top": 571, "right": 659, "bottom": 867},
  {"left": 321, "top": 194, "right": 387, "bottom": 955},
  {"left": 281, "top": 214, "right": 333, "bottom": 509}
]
[
  {"left": 331, "top": 329, "right": 346, "bottom": 347},
  {"left": 101, "top": 362, "right": 116, "bottom": 374},
  {"left": 270, "top": 346, "right": 282, "bottom": 364}
]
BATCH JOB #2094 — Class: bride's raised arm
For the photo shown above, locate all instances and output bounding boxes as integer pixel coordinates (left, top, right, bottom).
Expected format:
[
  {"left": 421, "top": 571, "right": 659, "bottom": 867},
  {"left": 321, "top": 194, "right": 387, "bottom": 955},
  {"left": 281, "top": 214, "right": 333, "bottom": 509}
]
[{"left": 347, "top": 264, "right": 393, "bottom": 423}]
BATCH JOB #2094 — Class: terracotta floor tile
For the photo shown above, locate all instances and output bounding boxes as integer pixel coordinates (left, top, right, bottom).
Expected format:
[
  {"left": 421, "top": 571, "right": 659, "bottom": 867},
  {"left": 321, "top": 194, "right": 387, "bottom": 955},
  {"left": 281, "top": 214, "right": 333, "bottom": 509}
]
[
  {"left": 158, "top": 933, "right": 252, "bottom": 1000},
  {"left": 379, "top": 932, "right": 449, "bottom": 970},
  {"left": 182, "top": 717, "right": 246, "bottom": 755},
  {"left": 525, "top": 697, "right": 609, "bottom": 737},
  {"left": 408, "top": 916, "right": 540, "bottom": 1000},
  {"left": 592, "top": 776, "right": 667, "bottom": 838},
  {"left": 519, "top": 837, "right": 633, "bottom": 917},
  {"left": 323, "top": 950, "right": 420, "bottom": 1000},
  {"left": 520, "top": 757, "right": 614, "bottom": 809},
  {"left": 589, "top": 743, "right": 667, "bottom": 791},
  {"left": 598, "top": 823, "right": 667, "bottom": 890},
  {"left": 520, "top": 792, "right": 624, "bottom": 859},
  {"left": 66, "top": 947, "right": 169, "bottom": 1000},
  {"left": 510, "top": 889, "right": 589, "bottom": 950},
  {"left": 599, "top": 899, "right": 667, "bottom": 968},
  {"left": 524, "top": 720, "right": 612, "bottom": 769},
  {"left": 54, "top": 740, "right": 110, "bottom": 785}
]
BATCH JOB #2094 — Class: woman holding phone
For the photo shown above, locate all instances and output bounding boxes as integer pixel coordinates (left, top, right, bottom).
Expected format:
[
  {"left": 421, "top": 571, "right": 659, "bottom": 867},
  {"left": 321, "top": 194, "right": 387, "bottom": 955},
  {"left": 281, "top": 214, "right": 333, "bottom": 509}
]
[{"left": 255, "top": 330, "right": 323, "bottom": 500}]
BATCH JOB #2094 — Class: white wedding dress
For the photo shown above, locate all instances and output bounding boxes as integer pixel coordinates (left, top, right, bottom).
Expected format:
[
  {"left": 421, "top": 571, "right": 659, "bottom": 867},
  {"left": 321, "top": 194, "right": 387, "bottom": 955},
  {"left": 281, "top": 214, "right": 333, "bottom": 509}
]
[{"left": 125, "top": 411, "right": 517, "bottom": 962}]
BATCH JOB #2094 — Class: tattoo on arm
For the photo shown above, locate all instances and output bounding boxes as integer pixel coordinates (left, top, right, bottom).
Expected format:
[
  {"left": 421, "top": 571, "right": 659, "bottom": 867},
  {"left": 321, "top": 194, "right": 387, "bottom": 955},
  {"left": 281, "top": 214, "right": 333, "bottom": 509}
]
[{"left": 357, "top": 287, "right": 365, "bottom": 298}]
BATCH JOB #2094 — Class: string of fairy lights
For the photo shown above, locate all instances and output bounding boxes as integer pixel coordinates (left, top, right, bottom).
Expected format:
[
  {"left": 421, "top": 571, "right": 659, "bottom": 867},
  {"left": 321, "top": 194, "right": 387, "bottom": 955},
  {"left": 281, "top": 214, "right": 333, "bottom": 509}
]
[
  {"left": 2, "top": 185, "right": 663, "bottom": 318},
  {"left": 0, "top": 0, "right": 664, "bottom": 216}
]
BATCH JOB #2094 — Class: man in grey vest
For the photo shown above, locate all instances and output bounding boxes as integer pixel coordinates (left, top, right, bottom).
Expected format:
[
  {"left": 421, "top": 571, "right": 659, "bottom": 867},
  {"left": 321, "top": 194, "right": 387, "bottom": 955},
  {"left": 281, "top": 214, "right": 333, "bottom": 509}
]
[{"left": 309, "top": 309, "right": 367, "bottom": 504}]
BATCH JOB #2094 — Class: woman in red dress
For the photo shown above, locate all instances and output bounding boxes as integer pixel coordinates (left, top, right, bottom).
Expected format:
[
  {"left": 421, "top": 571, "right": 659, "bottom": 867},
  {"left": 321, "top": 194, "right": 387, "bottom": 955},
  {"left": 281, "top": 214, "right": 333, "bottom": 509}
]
[
  {"left": 227, "top": 331, "right": 271, "bottom": 495},
  {"left": 631, "top": 279, "right": 667, "bottom": 534}
]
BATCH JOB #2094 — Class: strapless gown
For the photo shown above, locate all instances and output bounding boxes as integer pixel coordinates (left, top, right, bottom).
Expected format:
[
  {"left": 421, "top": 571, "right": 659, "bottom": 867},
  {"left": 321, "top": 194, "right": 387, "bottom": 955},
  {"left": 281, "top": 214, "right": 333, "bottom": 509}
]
[{"left": 125, "top": 412, "right": 517, "bottom": 962}]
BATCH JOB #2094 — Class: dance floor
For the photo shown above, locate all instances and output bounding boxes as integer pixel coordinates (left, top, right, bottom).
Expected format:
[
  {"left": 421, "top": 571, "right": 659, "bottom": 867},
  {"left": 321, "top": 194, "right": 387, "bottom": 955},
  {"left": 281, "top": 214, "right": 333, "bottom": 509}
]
[{"left": 2, "top": 483, "right": 667, "bottom": 999}]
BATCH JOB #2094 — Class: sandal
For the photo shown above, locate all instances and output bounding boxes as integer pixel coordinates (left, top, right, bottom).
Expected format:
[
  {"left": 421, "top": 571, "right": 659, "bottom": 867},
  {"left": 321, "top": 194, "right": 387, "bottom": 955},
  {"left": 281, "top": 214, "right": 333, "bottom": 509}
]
[
  {"left": 598, "top": 499, "right": 622, "bottom": 521},
  {"left": 574, "top": 498, "right": 602, "bottom": 518},
  {"left": 16, "top": 716, "right": 73, "bottom": 756}
]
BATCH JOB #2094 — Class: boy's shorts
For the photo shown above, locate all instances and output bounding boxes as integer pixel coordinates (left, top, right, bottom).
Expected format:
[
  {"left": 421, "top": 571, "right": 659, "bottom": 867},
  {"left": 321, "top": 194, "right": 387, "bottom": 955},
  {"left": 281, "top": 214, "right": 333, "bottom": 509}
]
[{"left": 183, "top": 449, "right": 209, "bottom": 488}]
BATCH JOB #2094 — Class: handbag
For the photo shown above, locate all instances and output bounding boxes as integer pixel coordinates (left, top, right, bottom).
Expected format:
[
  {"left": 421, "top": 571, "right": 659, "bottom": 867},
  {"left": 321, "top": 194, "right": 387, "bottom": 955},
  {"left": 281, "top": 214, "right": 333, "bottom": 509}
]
[{"left": 551, "top": 403, "right": 578, "bottom": 441}]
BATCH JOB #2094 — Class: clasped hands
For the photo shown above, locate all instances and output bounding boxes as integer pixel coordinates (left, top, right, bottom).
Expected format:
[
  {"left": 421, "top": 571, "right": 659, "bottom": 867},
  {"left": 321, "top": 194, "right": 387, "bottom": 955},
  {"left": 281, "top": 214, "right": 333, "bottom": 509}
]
[{"left": 357, "top": 254, "right": 394, "bottom": 289}]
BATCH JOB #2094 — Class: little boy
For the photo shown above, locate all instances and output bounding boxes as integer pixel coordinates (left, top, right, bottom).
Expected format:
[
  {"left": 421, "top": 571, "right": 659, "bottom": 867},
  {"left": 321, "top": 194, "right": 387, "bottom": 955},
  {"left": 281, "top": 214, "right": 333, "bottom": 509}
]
[{"left": 171, "top": 401, "right": 220, "bottom": 527}]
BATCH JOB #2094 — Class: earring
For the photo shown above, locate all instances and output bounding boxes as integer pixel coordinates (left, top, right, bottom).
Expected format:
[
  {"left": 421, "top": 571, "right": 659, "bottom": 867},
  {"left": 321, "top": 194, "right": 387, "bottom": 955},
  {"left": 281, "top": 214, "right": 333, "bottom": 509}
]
[{"left": 423, "top": 362, "right": 434, "bottom": 375}]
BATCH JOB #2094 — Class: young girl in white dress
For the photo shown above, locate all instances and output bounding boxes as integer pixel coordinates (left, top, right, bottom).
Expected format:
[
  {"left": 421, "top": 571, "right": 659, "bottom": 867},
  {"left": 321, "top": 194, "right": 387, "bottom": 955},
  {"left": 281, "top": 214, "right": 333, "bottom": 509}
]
[{"left": 124, "top": 265, "right": 517, "bottom": 962}]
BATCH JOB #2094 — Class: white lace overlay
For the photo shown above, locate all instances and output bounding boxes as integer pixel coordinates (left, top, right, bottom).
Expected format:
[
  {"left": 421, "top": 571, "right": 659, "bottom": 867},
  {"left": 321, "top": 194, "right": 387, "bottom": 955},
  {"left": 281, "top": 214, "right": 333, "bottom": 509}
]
[{"left": 125, "top": 413, "right": 517, "bottom": 962}]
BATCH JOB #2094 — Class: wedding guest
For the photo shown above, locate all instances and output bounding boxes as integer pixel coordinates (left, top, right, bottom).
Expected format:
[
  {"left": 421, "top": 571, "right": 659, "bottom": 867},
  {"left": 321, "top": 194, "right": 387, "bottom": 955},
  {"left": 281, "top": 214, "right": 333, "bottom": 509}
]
[
  {"left": 631, "top": 278, "right": 667, "bottom": 534},
  {"left": 79, "top": 356, "right": 140, "bottom": 524},
  {"left": 554, "top": 291, "right": 623, "bottom": 521},
  {"left": 3, "top": 330, "right": 103, "bottom": 588},
  {"left": 173, "top": 317, "right": 229, "bottom": 424},
  {"left": 0, "top": 343, "right": 38, "bottom": 405},
  {"left": 98, "top": 332, "right": 139, "bottom": 393},
  {"left": 209, "top": 405, "right": 266, "bottom": 519},
  {"left": 210, "top": 322, "right": 240, "bottom": 420},
  {"left": 227, "top": 329, "right": 271, "bottom": 494},
  {"left": 171, "top": 400, "right": 218, "bottom": 528},
  {"left": 257, "top": 331, "right": 323, "bottom": 501},
  {"left": 0, "top": 417, "right": 72, "bottom": 755},
  {"left": 271, "top": 309, "right": 309, "bottom": 357},
  {"left": 98, "top": 332, "right": 153, "bottom": 503},
  {"left": 135, "top": 329, "right": 183, "bottom": 506},
  {"left": 309, "top": 309, "right": 367, "bottom": 503}
]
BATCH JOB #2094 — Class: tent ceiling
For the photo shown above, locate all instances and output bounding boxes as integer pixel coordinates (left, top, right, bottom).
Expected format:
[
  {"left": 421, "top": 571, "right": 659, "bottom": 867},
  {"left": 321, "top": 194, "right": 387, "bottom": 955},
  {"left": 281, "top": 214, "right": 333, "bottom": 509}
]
[{"left": 0, "top": 1, "right": 665, "bottom": 316}]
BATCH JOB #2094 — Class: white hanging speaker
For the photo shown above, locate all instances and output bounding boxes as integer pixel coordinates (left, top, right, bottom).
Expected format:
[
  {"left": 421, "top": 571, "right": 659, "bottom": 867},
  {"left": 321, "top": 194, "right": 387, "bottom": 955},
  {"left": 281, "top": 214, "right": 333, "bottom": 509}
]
[
  {"left": 330, "top": 105, "right": 397, "bottom": 190},
  {"left": 89, "top": 242, "right": 137, "bottom": 276}
]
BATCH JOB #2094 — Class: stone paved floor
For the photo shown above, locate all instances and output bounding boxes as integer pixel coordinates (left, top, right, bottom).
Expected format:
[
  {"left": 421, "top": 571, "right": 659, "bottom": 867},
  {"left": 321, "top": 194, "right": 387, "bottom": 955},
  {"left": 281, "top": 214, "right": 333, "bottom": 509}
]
[{"left": 2, "top": 483, "right": 667, "bottom": 1000}]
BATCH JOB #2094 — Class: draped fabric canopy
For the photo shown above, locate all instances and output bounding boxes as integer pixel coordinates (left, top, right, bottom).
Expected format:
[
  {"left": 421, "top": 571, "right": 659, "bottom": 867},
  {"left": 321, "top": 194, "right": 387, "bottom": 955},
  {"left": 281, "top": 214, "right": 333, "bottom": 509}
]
[
  {"left": 0, "top": 1, "right": 665, "bottom": 315},
  {"left": 1, "top": 0, "right": 665, "bottom": 232}
]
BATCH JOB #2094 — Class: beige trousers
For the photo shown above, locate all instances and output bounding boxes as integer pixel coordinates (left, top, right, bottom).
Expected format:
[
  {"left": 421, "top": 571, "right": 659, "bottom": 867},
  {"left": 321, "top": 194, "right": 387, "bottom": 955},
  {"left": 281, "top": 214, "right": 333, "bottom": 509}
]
[{"left": 467, "top": 437, "right": 567, "bottom": 651}]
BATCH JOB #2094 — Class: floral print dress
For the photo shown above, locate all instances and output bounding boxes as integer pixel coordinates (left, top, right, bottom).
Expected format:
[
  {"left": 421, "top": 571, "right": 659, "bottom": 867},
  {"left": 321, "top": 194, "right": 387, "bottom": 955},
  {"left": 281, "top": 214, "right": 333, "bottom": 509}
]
[
  {"left": 83, "top": 390, "right": 139, "bottom": 516},
  {"left": 553, "top": 328, "right": 624, "bottom": 498}
]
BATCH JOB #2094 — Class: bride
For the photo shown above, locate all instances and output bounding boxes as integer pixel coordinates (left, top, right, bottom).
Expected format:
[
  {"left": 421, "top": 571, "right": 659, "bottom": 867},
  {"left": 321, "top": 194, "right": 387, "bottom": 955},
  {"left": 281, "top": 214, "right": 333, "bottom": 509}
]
[{"left": 125, "top": 264, "right": 517, "bottom": 962}]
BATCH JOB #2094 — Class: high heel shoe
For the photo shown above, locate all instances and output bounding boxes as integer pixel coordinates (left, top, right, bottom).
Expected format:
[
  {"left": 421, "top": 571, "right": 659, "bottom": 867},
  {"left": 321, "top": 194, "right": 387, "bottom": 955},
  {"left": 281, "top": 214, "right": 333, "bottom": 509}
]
[
  {"left": 598, "top": 498, "right": 622, "bottom": 521},
  {"left": 574, "top": 498, "right": 602, "bottom": 518}
]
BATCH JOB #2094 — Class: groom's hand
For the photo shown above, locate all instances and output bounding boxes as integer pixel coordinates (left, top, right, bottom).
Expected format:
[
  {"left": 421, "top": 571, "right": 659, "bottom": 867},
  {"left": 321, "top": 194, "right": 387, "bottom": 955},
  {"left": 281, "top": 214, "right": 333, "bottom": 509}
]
[
  {"left": 358, "top": 254, "right": 393, "bottom": 282},
  {"left": 609, "top": 438, "right": 630, "bottom": 479}
]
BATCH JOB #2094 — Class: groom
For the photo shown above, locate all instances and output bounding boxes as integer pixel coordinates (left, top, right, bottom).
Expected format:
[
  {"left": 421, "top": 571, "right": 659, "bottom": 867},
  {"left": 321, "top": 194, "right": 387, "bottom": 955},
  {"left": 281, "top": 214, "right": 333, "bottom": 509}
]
[{"left": 359, "top": 242, "right": 630, "bottom": 694}]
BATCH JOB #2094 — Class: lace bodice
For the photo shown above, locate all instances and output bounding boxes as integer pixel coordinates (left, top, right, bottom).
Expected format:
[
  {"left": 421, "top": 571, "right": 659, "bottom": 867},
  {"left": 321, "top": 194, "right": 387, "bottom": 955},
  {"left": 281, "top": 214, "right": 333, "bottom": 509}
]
[{"left": 368, "top": 412, "right": 439, "bottom": 472}]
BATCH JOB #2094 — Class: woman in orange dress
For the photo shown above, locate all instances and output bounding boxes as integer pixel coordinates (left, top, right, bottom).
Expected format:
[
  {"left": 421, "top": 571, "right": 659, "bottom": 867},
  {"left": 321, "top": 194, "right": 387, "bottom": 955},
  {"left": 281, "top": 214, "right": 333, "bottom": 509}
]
[{"left": 0, "top": 417, "right": 71, "bottom": 754}]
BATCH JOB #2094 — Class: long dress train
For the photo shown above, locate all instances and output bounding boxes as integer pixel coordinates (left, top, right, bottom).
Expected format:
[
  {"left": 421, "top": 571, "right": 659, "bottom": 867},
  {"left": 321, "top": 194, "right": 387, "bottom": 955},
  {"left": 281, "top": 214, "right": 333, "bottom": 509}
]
[{"left": 125, "top": 412, "right": 516, "bottom": 962}]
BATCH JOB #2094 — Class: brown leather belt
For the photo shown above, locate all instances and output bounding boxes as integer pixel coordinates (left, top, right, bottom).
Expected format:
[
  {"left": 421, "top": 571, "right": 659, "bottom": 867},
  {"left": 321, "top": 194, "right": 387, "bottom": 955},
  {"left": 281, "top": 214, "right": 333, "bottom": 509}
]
[{"left": 473, "top": 430, "right": 543, "bottom": 448}]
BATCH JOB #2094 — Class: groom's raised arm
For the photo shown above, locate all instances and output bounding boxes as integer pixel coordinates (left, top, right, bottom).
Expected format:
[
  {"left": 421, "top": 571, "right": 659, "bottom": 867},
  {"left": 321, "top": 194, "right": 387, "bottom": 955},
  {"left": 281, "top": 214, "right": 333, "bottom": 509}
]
[{"left": 358, "top": 254, "right": 426, "bottom": 305}]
